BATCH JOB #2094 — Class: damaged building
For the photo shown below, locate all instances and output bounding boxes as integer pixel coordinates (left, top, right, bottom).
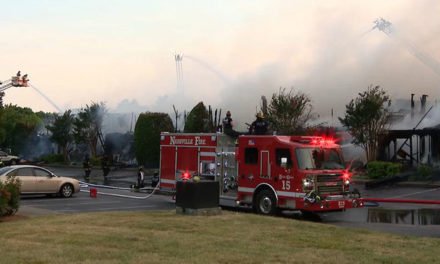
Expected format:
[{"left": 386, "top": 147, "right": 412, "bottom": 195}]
[{"left": 378, "top": 94, "right": 440, "bottom": 166}]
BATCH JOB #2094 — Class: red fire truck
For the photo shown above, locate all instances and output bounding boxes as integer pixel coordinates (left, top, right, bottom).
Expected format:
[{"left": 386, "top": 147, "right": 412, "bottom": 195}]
[{"left": 159, "top": 133, "right": 363, "bottom": 215}]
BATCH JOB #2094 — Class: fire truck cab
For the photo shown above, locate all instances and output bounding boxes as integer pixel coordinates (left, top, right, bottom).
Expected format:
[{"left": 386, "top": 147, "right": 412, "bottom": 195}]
[{"left": 159, "top": 133, "right": 363, "bottom": 215}]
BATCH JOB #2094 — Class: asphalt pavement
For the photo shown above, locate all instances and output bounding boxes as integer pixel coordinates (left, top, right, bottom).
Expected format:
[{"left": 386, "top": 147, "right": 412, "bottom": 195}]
[{"left": 15, "top": 165, "right": 440, "bottom": 238}]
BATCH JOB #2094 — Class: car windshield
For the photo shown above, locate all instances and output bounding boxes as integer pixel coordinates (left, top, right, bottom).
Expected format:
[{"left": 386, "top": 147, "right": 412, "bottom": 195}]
[{"left": 296, "top": 147, "right": 345, "bottom": 170}]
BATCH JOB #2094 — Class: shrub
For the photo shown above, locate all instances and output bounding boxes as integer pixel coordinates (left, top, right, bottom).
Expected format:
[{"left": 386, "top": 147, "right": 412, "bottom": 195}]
[
  {"left": 0, "top": 175, "right": 21, "bottom": 217},
  {"left": 40, "top": 154, "right": 65, "bottom": 164},
  {"left": 184, "top": 102, "right": 209, "bottom": 133},
  {"left": 134, "top": 112, "right": 174, "bottom": 168},
  {"left": 410, "top": 164, "right": 433, "bottom": 181},
  {"left": 366, "top": 161, "right": 402, "bottom": 179}
]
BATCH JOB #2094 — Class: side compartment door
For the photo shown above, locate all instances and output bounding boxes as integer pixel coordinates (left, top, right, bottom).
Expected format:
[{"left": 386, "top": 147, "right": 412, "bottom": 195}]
[
  {"left": 160, "top": 146, "right": 177, "bottom": 188},
  {"left": 238, "top": 147, "right": 259, "bottom": 187},
  {"left": 198, "top": 149, "right": 217, "bottom": 180},
  {"left": 176, "top": 147, "right": 199, "bottom": 179},
  {"left": 260, "top": 150, "right": 270, "bottom": 179}
]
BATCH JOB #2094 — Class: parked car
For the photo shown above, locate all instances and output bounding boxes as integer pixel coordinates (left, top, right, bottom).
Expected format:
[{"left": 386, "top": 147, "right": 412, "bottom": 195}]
[
  {"left": 0, "top": 165, "right": 80, "bottom": 198},
  {"left": 0, "top": 151, "right": 21, "bottom": 166}
]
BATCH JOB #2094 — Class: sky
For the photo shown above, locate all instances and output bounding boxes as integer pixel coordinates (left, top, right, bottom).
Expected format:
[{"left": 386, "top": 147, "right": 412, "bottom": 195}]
[{"left": 1, "top": 0, "right": 440, "bottom": 130}]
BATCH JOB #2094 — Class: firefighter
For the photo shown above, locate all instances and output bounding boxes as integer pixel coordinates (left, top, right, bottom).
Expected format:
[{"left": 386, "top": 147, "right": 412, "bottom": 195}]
[
  {"left": 222, "top": 111, "right": 240, "bottom": 138},
  {"left": 137, "top": 166, "right": 145, "bottom": 188},
  {"left": 83, "top": 155, "right": 92, "bottom": 182},
  {"left": 249, "top": 112, "right": 269, "bottom": 135},
  {"left": 101, "top": 155, "right": 111, "bottom": 182}
]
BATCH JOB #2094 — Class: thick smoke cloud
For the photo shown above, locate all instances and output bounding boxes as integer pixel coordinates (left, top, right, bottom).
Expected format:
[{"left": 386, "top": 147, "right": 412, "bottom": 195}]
[{"left": 135, "top": 1, "right": 439, "bottom": 133}]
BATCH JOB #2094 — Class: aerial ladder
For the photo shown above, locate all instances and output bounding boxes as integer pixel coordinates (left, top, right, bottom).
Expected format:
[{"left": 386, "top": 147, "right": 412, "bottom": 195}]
[
  {"left": 372, "top": 17, "right": 440, "bottom": 77},
  {"left": 0, "top": 72, "right": 29, "bottom": 91},
  {"left": 0, "top": 72, "right": 29, "bottom": 107}
]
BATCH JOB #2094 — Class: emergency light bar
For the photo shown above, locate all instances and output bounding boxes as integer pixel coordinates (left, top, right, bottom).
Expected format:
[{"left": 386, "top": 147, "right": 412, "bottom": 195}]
[{"left": 291, "top": 136, "right": 336, "bottom": 146}]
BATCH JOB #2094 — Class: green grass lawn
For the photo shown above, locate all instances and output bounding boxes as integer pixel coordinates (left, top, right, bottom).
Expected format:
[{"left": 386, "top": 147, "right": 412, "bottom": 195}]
[{"left": 1, "top": 210, "right": 439, "bottom": 264}]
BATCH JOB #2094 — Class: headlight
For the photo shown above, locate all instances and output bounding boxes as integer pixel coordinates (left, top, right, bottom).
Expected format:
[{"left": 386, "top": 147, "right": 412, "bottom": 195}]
[
  {"left": 302, "top": 175, "right": 314, "bottom": 191},
  {"left": 303, "top": 179, "right": 312, "bottom": 187}
]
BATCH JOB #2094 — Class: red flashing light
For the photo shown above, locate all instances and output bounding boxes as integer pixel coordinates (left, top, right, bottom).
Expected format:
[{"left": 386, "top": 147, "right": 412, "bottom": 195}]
[
  {"left": 342, "top": 172, "right": 351, "bottom": 180},
  {"left": 181, "top": 171, "right": 191, "bottom": 181},
  {"left": 310, "top": 137, "right": 336, "bottom": 146}
]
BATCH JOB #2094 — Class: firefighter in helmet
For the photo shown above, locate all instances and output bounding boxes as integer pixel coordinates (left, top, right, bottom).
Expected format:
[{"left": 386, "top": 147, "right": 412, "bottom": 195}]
[
  {"left": 249, "top": 112, "right": 269, "bottom": 135},
  {"left": 101, "top": 155, "right": 111, "bottom": 183},
  {"left": 137, "top": 166, "right": 145, "bottom": 189},
  {"left": 222, "top": 111, "right": 240, "bottom": 138},
  {"left": 83, "top": 155, "right": 92, "bottom": 182}
]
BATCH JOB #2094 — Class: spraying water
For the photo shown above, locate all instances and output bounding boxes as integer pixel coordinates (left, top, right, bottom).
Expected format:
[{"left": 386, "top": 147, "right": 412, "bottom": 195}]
[
  {"left": 185, "top": 55, "right": 231, "bottom": 85},
  {"left": 372, "top": 17, "right": 440, "bottom": 78},
  {"left": 29, "top": 84, "right": 62, "bottom": 113}
]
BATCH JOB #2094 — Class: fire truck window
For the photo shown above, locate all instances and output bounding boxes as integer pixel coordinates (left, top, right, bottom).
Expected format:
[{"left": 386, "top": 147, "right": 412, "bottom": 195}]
[
  {"left": 322, "top": 149, "right": 345, "bottom": 169},
  {"left": 244, "top": 148, "right": 258, "bottom": 164},
  {"left": 296, "top": 148, "right": 345, "bottom": 170},
  {"left": 276, "top": 148, "right": 292, "bottom": 167},
  {"left": 296, "top": 148, "right": 317, "bottom": 170}
]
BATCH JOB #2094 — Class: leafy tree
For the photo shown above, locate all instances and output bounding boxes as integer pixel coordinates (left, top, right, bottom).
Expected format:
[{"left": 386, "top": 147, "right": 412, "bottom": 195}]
[
  {"left": 0, "top": 104, "right": 42, "bottom": 154},
  {"left": 134, "top": 112, "right": 173, "bottom": 167},
  {"left": 339, "top": 85, "right": 391, "bottom": 161},
  {"left": 46, "top": 110, "right": 75, "bottom": 161},
  {"left": 74, "top": 102, "right": 107, "bottom": 157},
  {"left": 264, "top": 87, "right": 315, "bottom": 134},
  {"left": 184, "top": 102, "right": 209, "bottom": 133}
]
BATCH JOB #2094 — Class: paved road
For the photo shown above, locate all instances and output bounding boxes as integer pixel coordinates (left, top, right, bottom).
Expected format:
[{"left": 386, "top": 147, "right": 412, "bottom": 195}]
[{"left": 18, "top": 166, "right": 440, "bottom": 237}]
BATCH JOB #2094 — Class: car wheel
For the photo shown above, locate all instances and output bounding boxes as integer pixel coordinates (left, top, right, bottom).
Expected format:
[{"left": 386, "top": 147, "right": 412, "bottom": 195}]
[
  {"left": 60, "top": 184, "right": 74, "bottom": 198},
  {"left": 10, "top": 159, "right": 17, "bottom": 165},
  {"left": 254, "top": 189, "right": 278, "bottom": 215}
]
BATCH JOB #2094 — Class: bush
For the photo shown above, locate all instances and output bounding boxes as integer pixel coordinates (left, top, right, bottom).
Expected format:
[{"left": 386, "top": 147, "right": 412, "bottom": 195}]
[
  {"left": 0, "top": 175, "right": 21, "bottom": 217},
  {"left": 410, "top": 164, "right": 433, "bottom": 181},
  {"left": 40, "top": 154, "right": 65, "bottom": 164},
  {"left": 134, "top": 112, "right": 174, "bottom": 167},
  {"left": 366, "top": 161, "right": 402, "bottom": 179}
]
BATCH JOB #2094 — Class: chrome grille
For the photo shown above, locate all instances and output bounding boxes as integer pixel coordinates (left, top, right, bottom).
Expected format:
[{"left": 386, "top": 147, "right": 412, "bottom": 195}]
[
  {"left": 316, "top": 174, "right": 343, "bottom": 195},
  {"left": 316, "top": 174, "right": 341, "bottom": 182}
]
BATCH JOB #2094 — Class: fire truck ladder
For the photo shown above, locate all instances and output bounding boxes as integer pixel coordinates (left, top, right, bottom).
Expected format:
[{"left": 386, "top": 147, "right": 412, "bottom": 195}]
[
  {"left": 373, "top": 17, "right": 440, "bottom": 78},
  {"left": 97, "top": 129, "right": 106, "bottom": 153},
  {"left": 0, "top": 75, "right": 29, "bottom": 92}
]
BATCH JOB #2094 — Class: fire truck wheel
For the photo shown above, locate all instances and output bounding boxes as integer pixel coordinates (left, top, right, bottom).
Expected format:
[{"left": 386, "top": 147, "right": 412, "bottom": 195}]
[{"left": 254, "top": 190, "right": 278, "bottom": 215}]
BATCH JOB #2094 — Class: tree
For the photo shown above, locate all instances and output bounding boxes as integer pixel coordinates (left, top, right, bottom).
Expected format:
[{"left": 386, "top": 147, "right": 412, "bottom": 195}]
[
  {"left": 46, "top": 110, "right": 75, "bottom": 161},
  {"left": 265, "top": 87, "right": 315, "bottom": 134},
  {"left": 134, "top": 112, "right": 173, "bottom": 167},
  {"left": 74, "top": 102, "right": 107, "bottom": 157},
  {"left": 0, "top": 104, "right": 42, "bottom": 154},
  {"left": 184, "top": 102, "right": 209, "bottom": 133},
  {"left": 339, "top": 85, "right": 391, "bottom": 162}
]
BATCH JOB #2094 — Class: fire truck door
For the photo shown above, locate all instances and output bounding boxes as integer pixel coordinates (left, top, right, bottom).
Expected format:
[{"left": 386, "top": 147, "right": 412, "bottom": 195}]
[{"left": 260, "top": 150, "right": 270, "bottom": 178}]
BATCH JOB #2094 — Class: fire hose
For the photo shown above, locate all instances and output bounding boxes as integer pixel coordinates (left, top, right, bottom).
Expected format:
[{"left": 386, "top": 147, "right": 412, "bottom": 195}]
[
  {"left": 363, "top": 198, "right": 440, "bottom": 205},
  {"left": 79, "top": 181, "right": 162, "bottom": 200},
  {"left": 363, "top": 187, "right": 440, "bottom": 205}
]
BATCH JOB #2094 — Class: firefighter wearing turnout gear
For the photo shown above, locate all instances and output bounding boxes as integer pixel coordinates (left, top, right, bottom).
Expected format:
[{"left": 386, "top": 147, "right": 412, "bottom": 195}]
[
  {"left": 137, "top": 166, "right": 145, "bottom": 188},
  {"left": 101, "top": 155, "right": 111, "bottom": 182},
  {"left": 222, "top": 111, "right": 240, "bottom": 138},
  {"left": 83, "top": 155, "right": 91, "bottom": 182},
  {"left": 249, "top": 112, "right": 269, "bottom": 135}
]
